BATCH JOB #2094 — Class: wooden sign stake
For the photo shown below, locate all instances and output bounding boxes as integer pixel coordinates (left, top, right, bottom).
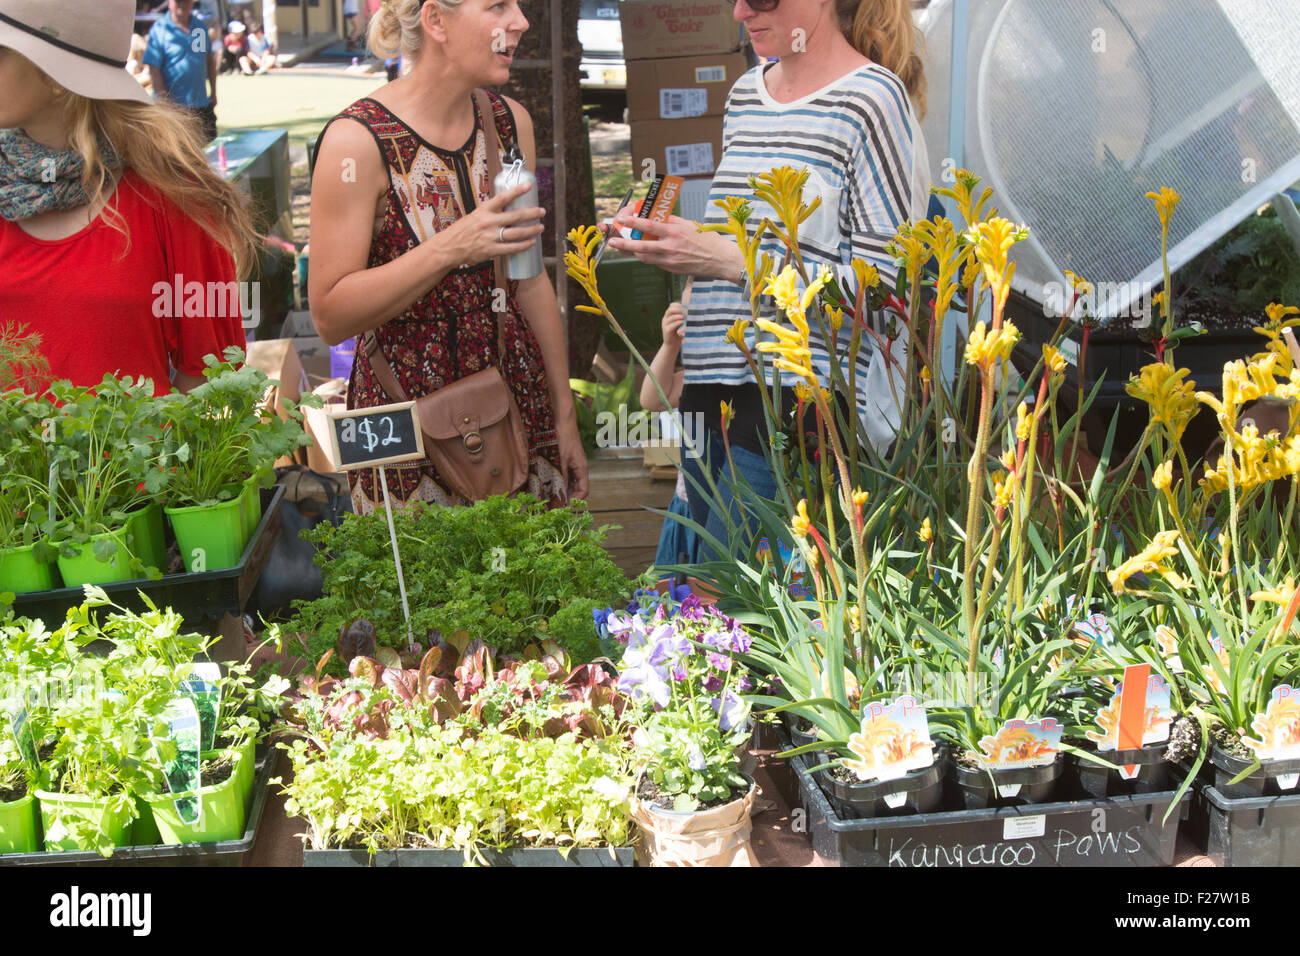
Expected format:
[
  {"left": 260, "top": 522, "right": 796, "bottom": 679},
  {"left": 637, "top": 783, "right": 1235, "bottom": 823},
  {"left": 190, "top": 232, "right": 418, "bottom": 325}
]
[
  {"left": 1283, "top": 327, "right": 1300, "bottom": 369},
  {"left": 377, "top": 466, "right": 415, "bottom": 651}
]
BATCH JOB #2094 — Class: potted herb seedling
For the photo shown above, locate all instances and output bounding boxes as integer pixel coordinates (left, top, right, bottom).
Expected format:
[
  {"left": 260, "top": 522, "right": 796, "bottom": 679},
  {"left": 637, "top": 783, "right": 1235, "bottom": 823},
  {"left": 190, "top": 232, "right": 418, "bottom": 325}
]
[
  {"left": 0, "top": 714, "right": 40, "bottom": 854},
  {"left": 277, "top": 646, "right": 635, "bottom": 865},
  {"left": 0, "top": 390, "right": 59, "bottom": 593},
  {"left": 43, "top": 376, "right": 168, "bottom": 586},
  {"left": 162, "top": 349, "right": 277, "bottom": 571}
]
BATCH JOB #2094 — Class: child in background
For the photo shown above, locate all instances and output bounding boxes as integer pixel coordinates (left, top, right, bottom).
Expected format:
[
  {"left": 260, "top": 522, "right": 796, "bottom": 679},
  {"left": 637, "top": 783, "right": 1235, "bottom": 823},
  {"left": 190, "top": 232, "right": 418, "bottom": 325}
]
[
  {"left": 641, "top": 280, "right": 699, "bottom": 570},
  {"left": 241, "top": 23, "right": 275, "bottom": 75},
  {"left": 222, "top": 21, "right": 247, "bottom": 75}
]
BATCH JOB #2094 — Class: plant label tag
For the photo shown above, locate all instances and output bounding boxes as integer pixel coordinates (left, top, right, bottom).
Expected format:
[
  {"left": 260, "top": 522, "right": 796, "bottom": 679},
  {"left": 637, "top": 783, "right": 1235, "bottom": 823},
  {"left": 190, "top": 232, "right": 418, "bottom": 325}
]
[
  {"left": 1276, "top": 773, "right": 1299, "bottom": 791},
  {"left": 180, "top": 662, "right": 222, "bottom": 753},
  {"left": 1073, "top": 611, "right": 1114, "bottom": 646},
  {"left": 1088, "top": 667, "right": 1173, "bottom": 754},
  {"left": 996, "top": 783, "right": 1022, "bottom": 798},
  {"left": 755, "top": 537, "right": 807, "bottom": 599},
  {"left": 154, "top": 697, "right": 202, "bottom": 826},
  {"left": 842, "top": 695, "right": 935, "bottom": 783},
  {"left": 1117, "top": 765, "right": 1141, "bottom": 781},
  {"left": 883, "top": 791, "right": 908, "bottom": 809},
  {"left": 1243, "top": 684, "right": 1300, "bottom": 763},
  {"left": 6, "top": 704, "right": 39, "bottom": 770},
  {"left": 977, "top": 717, "right": 1062, "bottom": 770},
  {"left": 1154, "top": 625, "right": 1184, "bottom": 674},
  {"left": 1003, "top": 814, "right": 1045, "bottom": 839}
]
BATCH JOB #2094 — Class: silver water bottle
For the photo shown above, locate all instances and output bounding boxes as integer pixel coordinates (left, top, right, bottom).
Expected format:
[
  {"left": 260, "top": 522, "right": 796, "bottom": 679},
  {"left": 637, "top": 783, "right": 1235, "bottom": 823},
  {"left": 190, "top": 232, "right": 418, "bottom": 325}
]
[{"left": 493, "top": 144, "right": 543, "bottom": 281}]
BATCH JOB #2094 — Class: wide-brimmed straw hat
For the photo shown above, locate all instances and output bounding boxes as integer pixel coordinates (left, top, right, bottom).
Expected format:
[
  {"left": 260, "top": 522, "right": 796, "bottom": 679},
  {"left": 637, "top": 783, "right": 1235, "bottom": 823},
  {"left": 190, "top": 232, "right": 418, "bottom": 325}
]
[{"left": 0, "top": 0, "right": 152, "bottom": 104}]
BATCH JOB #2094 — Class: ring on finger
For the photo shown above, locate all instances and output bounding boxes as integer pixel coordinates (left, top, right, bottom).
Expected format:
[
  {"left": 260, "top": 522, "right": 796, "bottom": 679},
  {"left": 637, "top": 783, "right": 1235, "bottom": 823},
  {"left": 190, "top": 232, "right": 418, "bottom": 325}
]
[{"left": 498, "top": 225, "right": 507, "bottom": 243}]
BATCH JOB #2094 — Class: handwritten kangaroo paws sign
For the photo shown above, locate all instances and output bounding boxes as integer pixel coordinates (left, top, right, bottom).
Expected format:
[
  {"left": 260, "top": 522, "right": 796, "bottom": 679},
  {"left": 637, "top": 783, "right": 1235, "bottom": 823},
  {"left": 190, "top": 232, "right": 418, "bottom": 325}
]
[
  {"left": 842, "top": 695, "right": 935, "bottom": 783},
  {"left": 977, "top": 717, "right": 1062, "bottom": 770}
]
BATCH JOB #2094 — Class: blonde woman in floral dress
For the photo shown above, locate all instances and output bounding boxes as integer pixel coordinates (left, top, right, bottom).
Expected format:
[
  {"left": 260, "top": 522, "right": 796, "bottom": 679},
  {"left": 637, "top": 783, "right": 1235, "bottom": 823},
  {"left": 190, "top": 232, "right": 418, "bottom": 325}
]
[{"left": 309, "top": 0, "right": 588, "bottom": 514}]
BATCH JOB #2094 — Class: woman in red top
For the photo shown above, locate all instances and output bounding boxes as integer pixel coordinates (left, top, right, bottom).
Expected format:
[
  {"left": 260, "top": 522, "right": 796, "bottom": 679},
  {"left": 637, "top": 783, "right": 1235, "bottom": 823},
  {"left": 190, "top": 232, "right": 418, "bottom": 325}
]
[{"left": 0, "top": 0, "right": 256, "bottom": 395}]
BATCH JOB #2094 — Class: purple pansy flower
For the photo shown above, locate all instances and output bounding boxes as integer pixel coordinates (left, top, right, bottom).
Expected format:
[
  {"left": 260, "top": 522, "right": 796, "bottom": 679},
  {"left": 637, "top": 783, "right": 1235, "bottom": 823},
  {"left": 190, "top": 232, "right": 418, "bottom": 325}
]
[
  {"left": 706, "top": 650, "right": 732, "bottom": 673},
  {"left": 711, "top": 690, "right": 750, "bottom": 733},
  {"left": 677, "top": 595, "right": 705, "bottom": 619},
  {"left": 618, "top": 644, "right": 671, "bottom": 707},
  {"left": 703, "top": 674, "right": 723, "bottom": 693}
]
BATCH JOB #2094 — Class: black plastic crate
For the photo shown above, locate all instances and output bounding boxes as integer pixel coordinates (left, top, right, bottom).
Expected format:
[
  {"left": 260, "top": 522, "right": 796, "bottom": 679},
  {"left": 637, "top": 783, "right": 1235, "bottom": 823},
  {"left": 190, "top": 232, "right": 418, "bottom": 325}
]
[
  {"left": 791, "top": 748, "right": 1186, "bottom": 867},
  {"left": 1197, "top": 784, "right": 1300, "bottom": 867},
  {"left": 0, "top": 748, "right": 279, "bottom": 867},
  {"left": 11, "top": 485, "right": 284, "bottom": 627},
  {"left": 303, "top": 846, "right": 635, "bottom": 867}
]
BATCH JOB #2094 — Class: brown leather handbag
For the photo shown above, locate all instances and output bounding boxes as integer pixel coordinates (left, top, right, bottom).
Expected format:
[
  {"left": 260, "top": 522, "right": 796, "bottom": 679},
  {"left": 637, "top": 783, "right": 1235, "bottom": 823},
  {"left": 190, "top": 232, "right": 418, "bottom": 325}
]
[{"left": 361, "top": 90, "right": 530, "bottom": 502}]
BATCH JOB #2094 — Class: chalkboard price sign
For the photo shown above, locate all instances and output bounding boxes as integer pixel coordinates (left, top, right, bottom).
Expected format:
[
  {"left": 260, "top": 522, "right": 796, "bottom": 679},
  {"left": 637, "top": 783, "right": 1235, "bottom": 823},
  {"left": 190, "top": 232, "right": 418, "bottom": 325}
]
[{"left": 327, "top": 401, "right": 425, "bottom": 470}]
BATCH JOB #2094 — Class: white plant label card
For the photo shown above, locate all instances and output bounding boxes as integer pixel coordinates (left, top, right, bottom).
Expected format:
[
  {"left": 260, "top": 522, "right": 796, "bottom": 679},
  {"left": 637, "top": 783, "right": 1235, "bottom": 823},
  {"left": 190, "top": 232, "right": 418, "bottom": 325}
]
[
  {"left": 977, "top": 717, "right": 1062, "bottom": 770},
  {"left": 1003, "top": 815, "right": 1046, "bottom": 839},
  {"left": 842, "top": 695, "right": 935, "bottom": 783},
  {"left": 1244, "top": 684, "right": 1300, "bottom": 762},
  {"left": 1087, "top": 668, "right": 1173, "bottom": 751}
]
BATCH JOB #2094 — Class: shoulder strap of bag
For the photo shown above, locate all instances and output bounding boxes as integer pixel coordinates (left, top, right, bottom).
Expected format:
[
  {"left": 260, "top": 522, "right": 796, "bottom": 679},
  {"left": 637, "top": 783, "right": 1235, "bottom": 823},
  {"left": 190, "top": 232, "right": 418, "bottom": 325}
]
[
  {"left": 363, "top": 91, "right": 511, "bottom": 402},
  {"left": 361, "top": 329, "right": 409, "bottom": 401},
  {"left": 473, "top": 87, "right": 509, "bottom": 363}
]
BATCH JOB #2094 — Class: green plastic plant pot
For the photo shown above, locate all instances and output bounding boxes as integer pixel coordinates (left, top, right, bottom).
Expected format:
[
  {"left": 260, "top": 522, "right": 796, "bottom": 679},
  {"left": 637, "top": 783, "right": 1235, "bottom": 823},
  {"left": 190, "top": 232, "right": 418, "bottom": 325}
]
[
  {"left": 55, "top": 529, "right": 135, "bottom": 586},
  {"left": 35, "top": 789, "right": 135, "bottom": 852},
  {"left": 240, "top": 476, "right": 263, "bottom": 543},
  {"left": 165, "top": 496, "right": 245, "bottom": 572},
  {"left": 233, "top": 738, "right": 255, "bottom": 803},
  {"left": 144, "top": 754, "right": 246, "bottom": 845},
  {"left": 130, "top": 796, "right": 162, "bottom": 846},
  {"left": 124, "top": 501, "right": 167, "bottom": 576},
  {"left": 0, "top": 543, "right": 59, "bottom": 594},
  {"left": 211, "top": 738, "right": 255, "bottom": 803},
  {"left": 0, "top": 793, "right": 40, "bottom": 854}
]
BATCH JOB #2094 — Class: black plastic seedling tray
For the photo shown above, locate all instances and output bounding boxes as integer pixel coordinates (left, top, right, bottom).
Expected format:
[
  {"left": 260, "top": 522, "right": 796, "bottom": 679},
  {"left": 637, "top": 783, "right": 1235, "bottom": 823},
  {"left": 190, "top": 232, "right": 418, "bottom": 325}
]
[
  {"left": 303, "top": 846, "right": 636, "bottom": 867},
  {"left": 0, "top": 748, "right": 279, "bottom": 867},
  {"left": 11, "top": 486, "right": 284, "bottom": 626},
  {"left": 1194, "top": 784, "right": 1300, "bottom": 867},
  {"left": 786, "top": 731, "right": 1186, "bottom": 867}
]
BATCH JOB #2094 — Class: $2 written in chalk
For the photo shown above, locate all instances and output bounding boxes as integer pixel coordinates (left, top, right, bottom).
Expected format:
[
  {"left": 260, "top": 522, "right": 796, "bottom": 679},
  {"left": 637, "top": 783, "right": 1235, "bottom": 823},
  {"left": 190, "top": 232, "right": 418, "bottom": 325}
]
[{"left": 328, "top": 401, "right": 425, "bottom": 470}]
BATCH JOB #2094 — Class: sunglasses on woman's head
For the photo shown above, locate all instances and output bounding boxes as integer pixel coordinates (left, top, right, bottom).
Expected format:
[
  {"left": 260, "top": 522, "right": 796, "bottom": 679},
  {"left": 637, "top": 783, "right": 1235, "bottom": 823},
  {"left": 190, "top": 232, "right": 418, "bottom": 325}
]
[{"left": 726, "top": 0, "right": 781, "bottom": 11}]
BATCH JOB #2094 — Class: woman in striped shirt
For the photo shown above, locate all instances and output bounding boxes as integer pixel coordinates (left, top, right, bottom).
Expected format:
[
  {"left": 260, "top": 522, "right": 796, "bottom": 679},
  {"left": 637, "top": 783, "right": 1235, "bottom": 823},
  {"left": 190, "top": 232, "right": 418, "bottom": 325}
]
[{"left": 610, "top": 0, "right": 931, "bottom": 557}]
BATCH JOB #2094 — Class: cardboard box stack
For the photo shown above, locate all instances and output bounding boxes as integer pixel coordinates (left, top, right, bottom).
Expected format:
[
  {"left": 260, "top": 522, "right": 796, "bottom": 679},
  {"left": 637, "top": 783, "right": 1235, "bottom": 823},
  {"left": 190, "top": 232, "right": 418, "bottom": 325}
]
[{"left": 620, "top": 1, "right": 748, "bottom": 222}]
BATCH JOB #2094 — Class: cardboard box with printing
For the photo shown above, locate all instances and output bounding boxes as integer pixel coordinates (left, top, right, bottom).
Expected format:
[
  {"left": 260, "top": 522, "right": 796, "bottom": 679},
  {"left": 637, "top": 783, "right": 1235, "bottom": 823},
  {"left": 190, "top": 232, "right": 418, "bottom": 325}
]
[
  {"left": 619, "top": 0, "right": 744, "bottom": 60},
  {"left": 631, "top": 115, "right": 723, "bottom": 182},
  {"left": 626, "top": 51, "right": 749, "bottom": 122}
]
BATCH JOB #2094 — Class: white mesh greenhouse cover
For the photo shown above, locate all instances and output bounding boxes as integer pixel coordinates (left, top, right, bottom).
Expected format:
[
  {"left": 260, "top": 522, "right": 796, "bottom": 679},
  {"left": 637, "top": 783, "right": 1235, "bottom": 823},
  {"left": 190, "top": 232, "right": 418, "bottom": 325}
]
[{"left": 918, "top": 0, "right": 1300, "bottom": 322}]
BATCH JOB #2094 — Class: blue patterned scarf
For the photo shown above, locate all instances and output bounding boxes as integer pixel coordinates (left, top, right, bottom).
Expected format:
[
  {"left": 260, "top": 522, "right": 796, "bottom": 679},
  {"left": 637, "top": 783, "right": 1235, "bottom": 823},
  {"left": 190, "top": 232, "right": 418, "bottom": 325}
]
[{"left": 0, "top": 127, "right": 123, "bottom": 222}]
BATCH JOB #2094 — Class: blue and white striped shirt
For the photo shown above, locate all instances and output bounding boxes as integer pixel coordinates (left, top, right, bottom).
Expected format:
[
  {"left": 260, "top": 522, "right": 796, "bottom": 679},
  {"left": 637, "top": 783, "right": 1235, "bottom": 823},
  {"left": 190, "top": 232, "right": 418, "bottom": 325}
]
[{"left": 684, "top": 62, "right": 929, "bottom": 451}]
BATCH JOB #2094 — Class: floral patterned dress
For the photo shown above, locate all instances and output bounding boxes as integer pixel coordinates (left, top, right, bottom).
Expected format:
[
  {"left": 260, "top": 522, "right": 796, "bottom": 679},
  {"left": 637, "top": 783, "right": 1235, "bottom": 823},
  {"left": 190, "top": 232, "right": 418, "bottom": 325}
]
[{"left": 319, "top": 93, "right": 564, "bottom": 514}]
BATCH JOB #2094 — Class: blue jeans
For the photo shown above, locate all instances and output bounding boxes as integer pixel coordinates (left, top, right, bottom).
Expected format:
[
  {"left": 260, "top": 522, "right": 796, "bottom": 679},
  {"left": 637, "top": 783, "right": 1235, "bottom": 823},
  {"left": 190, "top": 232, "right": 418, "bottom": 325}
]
[
  {"left": 681, "top": 429, "right": 778, "bottom": 562},
  {"left": 653, "top": 493, "right": 700, "bottom": 569}
]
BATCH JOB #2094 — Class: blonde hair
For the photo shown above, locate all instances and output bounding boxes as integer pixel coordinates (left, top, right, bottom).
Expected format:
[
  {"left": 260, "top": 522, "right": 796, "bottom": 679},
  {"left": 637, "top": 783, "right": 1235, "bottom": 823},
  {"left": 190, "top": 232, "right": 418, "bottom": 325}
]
[
  {"left": 61, "top": 94, "right": 261, "bottom": 279},
  {"left": 836, "top": 0, "right": 926, "bottom": 119},
  {"left": 368, "top": 0, "right": 465, "bottom": 62}
]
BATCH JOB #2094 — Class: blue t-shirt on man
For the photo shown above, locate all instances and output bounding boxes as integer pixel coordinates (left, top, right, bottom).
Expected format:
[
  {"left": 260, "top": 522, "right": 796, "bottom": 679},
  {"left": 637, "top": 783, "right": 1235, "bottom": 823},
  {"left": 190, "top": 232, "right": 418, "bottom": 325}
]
[{"left": 143, "top": 11, "right": 212, "bottom": 108}]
